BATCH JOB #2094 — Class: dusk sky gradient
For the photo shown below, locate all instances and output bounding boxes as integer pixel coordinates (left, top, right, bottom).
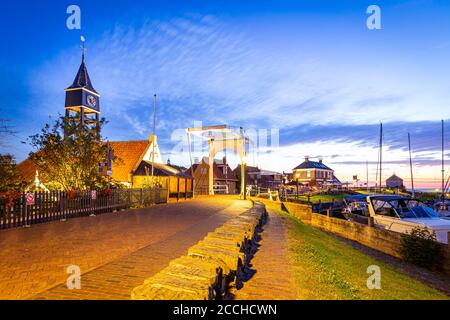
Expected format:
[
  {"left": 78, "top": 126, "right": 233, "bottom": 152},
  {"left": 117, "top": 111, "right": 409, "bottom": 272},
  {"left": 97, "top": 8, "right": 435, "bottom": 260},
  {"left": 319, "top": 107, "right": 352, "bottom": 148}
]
[{"left": 1, "top": 0, "right": 450, "bottom": 187}]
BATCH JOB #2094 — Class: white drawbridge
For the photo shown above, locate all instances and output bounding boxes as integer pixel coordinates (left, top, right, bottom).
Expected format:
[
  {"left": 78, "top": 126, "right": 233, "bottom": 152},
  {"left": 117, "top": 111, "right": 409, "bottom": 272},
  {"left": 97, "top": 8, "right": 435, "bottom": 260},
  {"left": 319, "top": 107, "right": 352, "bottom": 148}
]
[{"left": 186, "top": 125, "right": 250, "bottom": 197}]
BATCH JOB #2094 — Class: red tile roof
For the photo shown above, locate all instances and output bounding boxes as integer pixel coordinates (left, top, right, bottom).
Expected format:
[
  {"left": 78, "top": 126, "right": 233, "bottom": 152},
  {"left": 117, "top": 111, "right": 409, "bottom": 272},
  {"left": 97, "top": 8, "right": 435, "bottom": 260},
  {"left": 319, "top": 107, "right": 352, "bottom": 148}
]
[
  {"left": 108, "top": 141, "right": 149, "bottom": 182},
  {"left": 17, "top": 140, "right": 150, "bottom": 184},
  {"left": 17, "top": 158, "right": 38, "bottom": 182}
]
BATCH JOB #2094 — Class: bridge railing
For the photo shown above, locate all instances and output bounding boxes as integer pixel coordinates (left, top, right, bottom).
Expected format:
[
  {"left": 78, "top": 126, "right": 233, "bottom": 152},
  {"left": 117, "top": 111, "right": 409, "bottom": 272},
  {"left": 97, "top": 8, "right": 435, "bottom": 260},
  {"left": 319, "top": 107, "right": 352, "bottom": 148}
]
[
  {"left": 256, "top": 187, "right": 345, "bottom": 215},
  {"left": 0, "top": 188, "right": 168, "bottom": 230}
]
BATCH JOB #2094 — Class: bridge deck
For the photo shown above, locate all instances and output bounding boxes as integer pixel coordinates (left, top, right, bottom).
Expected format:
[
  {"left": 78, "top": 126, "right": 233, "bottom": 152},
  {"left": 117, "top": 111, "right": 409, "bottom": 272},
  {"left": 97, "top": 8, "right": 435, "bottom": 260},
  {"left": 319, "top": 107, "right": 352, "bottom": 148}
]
[{"left": 0, "top": 196, "right": 251, "bottom": 300}]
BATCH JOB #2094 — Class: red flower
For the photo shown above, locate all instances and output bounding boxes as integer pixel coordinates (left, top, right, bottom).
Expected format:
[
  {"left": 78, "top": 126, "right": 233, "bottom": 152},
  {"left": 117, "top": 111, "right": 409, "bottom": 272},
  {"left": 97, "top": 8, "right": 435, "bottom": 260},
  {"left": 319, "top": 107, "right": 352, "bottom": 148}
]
[
  {"left": 100, "top": 188, "right": 111, "bottom": 197},
  {"left": 0, "top": 190, "right": 21, "bottom": 207},
  {"left": 67, "top": 190, "right": 78, "bottom": 199}
]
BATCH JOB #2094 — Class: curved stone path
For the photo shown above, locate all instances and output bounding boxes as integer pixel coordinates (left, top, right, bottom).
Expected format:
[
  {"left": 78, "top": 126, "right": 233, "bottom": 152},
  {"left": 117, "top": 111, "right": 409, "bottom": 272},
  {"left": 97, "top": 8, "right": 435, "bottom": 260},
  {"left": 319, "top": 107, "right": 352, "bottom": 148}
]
[{"left": 230, "top": 209, "right": 297, "bottom": 300}]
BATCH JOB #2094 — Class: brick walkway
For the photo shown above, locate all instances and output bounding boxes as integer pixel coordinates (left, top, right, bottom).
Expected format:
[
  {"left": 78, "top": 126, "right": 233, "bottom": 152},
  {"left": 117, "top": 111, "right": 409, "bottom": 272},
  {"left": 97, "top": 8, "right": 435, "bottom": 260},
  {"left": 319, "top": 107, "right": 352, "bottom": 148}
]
[
  {"left": 230, "top": 209, "right": 297, "bottom": 300},
  {"left": 0, "top": 197, "right": 251, "bottom": 300}
]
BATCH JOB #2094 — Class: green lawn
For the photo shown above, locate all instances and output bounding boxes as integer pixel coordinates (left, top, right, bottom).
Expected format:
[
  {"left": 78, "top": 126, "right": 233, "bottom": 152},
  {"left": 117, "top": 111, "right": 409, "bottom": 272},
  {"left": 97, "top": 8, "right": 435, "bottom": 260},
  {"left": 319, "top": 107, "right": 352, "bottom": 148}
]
[
  {"left": 354, "top": 190, "right": 374, "bottom": 195},
  {"left": 355, "top": 190, "right": 410, "bottom": 197},
  {"left": 275, "top": 208, "right": 448, "bottom": 300}
]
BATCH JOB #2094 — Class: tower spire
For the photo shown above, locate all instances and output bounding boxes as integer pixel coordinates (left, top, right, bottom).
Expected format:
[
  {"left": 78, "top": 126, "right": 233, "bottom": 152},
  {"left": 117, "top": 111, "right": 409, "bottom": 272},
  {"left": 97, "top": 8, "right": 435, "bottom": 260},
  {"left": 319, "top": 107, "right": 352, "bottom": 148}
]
[
  {"left": 66, "top": 35, "right": 98, "bottom": 94},
  {"left": 64, "top": 35, "right": 100, "bottom": 137}
]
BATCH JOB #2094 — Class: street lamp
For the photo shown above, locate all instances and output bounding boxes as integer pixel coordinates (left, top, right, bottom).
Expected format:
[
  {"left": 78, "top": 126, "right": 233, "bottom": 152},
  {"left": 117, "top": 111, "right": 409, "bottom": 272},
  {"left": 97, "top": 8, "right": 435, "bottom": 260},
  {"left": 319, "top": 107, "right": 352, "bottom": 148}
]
[{"left": 294, "top": 171, "right": 300, "bottom": 200}]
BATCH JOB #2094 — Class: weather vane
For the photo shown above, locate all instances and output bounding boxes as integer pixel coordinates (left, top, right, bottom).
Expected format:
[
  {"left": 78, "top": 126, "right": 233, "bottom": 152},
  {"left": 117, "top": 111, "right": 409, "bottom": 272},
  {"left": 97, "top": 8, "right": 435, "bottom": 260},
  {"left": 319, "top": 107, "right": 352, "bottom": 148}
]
[{"left": 80, "top": 35, "right": 86, "bottom": 62}]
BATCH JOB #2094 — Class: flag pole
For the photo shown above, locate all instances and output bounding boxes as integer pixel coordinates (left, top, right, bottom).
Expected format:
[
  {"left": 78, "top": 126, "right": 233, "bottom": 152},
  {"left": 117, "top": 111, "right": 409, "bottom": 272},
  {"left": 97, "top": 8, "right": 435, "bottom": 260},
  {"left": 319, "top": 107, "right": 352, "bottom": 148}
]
[
  {"left": 151, "top": 94, "right": 156, "bottom": 188},
  {"left": 378, "top": 122, "right": 383, "bottom": 192},
  {"left": 442, "top": 120, "right": 445, "bottom": 202},
  {"left": 408, "top": 133, "right": 415, "bottom": 198}
]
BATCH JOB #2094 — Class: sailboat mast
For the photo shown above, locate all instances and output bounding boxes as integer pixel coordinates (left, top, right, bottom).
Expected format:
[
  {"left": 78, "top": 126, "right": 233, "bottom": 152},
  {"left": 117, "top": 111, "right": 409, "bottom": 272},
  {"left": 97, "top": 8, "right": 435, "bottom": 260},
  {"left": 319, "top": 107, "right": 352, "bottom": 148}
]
[
  {"left": 366, "top": 160, "right": 369, "bottom": 191},
  {"left": 375, "top": 144, "right": 379, "bottom": 190},
  {"left": 408, "top": 133, "right": 415, "bottom": 197},
  {"left": 379, "top": 122, "right": 383, "bottom": 192},
  {"left": 442, "top": 120, "right": 445, "bottom": 201}
]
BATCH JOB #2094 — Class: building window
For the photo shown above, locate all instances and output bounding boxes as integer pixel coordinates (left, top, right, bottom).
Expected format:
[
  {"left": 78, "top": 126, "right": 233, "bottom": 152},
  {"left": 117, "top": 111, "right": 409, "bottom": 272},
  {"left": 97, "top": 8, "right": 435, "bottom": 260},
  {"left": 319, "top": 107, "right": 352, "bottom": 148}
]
[{"left": 306, "top": 170, "right": 311, "bottom": 178}]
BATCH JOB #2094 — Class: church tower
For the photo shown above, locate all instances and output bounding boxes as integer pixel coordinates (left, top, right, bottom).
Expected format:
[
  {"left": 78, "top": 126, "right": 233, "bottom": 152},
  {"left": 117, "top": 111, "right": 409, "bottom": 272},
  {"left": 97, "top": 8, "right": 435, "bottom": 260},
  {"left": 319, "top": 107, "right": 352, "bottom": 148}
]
[{"left": 64, "top": 37, "right": 100, "bottom": 134}]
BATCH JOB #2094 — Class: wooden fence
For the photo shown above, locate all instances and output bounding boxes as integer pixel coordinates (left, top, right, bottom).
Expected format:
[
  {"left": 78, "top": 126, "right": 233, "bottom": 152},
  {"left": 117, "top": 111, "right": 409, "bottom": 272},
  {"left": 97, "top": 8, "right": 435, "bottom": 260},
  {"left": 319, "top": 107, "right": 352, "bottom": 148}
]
[{"left": 0, "top": 188, "right": 169, "bottom": 230}]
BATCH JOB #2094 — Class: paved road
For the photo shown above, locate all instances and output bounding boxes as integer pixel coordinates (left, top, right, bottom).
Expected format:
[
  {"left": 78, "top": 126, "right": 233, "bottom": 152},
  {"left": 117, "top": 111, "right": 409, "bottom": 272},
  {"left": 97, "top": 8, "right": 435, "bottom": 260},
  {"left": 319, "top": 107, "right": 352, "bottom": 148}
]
[
  {"left": 0, "top": 197, "right": 251, "bottom": 300},
  {"left": 230, "top": 209, "right": 297, "bottom": 300}
]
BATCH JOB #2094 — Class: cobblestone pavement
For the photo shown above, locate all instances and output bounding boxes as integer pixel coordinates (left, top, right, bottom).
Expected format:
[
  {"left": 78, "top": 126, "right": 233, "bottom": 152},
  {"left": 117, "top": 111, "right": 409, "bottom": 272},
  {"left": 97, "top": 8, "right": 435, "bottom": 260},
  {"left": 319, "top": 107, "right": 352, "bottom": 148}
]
[
  {"left": 230, "top": 209, "right": 297, "bottom": 300},
  {"left": 0, "top": 197, "right": 251, "bottom": 300}
]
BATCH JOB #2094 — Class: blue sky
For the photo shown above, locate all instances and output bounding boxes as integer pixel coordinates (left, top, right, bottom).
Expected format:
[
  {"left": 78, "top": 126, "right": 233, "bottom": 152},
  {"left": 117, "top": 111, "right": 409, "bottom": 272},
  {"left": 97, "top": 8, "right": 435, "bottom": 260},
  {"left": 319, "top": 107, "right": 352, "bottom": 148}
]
[{"left": 1, "top": 0, "right": 450, "bottom": 187}]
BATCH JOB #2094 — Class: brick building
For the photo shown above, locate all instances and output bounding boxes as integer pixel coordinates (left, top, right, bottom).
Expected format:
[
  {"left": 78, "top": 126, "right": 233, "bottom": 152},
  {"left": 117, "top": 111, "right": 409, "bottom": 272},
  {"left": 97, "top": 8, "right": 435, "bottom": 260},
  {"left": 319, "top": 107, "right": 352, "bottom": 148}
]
[
  {"left": 292, "top": 156, "right": 335, "bottom": 188},
  {"left": 233, "top": 165, "right": 283, "bottom": 189},
  {"left": 188, "top": 157, "right": 237, "bottom": 195}
]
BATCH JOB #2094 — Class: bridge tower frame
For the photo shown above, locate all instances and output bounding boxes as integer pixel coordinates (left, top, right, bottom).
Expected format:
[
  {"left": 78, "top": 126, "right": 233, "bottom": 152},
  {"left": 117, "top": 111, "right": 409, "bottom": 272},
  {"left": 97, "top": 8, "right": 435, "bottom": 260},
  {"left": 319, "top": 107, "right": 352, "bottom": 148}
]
[{"left": 186, "top": 125, "right": 250, "bottom": 197}]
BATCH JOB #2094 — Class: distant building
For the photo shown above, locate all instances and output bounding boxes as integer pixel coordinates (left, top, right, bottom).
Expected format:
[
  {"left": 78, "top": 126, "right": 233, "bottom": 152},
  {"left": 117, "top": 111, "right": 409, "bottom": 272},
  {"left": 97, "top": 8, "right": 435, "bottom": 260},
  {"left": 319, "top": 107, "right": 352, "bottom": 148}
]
[
  {"left": 386, "top": 174, "right": 404, "bottom": 190},
  {"left": 233, "top": 165, "right": 283, "bottom": 189},
  {"left": 188, "top": 157, "right": 238, "bottom": 195},
  {"left": 292, "top": 156, "right": 335, "bottom": 188}
]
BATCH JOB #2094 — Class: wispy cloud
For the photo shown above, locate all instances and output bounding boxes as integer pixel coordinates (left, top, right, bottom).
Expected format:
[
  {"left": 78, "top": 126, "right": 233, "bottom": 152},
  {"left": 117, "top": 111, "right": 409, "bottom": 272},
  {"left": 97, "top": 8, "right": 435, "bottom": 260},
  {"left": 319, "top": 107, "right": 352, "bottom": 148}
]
[
  {"left": 30, "top": 14, "right": 450, "bottom": 138},
  {"left": 280, "top": 120, "right": 450, "bottom": 153},
  {"left": 22, "top": 14, "right": 450, "bottom": 186}
]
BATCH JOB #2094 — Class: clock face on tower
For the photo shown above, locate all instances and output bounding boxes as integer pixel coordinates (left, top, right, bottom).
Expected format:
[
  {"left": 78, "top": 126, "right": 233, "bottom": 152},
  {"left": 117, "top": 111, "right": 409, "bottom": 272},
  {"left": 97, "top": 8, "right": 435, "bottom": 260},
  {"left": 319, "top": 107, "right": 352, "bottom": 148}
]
[{"left": 87, "top": 95, "right": 97, "bottom": 108}]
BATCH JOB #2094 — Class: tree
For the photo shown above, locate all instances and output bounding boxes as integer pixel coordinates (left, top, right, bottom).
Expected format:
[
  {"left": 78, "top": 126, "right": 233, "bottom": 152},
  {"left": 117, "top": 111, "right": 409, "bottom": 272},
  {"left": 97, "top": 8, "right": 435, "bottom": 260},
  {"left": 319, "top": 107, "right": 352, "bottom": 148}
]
[
  {"left": 0, "top": 111, "right": 16, "bottom": 147},
  {"left": 28, "top": 115, "right": 113, "bottom": 191},
  {"left": 0, "top": 154, "right": 25, "bottom": 192}
]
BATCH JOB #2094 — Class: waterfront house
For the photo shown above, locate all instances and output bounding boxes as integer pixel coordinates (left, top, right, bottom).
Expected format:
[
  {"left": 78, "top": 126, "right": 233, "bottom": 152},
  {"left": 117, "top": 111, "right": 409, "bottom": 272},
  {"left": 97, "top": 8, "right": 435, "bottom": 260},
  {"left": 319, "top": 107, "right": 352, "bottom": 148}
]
[
  {"left": 386, "top": 174, "right": 404, "bottom": 191},
  {"left": 292, "top": 156, "right": 335, "bottom": 188}
]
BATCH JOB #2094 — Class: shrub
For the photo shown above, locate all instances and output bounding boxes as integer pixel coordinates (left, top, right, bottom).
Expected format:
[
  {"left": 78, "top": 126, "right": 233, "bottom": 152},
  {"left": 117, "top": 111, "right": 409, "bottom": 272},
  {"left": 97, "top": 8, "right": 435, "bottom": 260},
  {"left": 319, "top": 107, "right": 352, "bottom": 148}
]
[{"left": 400, "top": 227, "right": 442, "bottom": 269}]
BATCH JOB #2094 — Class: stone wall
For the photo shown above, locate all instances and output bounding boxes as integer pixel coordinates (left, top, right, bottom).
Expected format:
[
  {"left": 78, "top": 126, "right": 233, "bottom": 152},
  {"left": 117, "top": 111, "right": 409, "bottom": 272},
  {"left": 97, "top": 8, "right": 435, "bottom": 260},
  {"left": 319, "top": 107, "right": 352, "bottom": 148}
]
[
  {"left": 442, "top": 246, "right": 450, "bottom": 275},
  {"left": 310, "top": 212, "right": 404, "bottom": 258},
  {"left": 282, "top": 202, "right": 312, "bottom": 222}
]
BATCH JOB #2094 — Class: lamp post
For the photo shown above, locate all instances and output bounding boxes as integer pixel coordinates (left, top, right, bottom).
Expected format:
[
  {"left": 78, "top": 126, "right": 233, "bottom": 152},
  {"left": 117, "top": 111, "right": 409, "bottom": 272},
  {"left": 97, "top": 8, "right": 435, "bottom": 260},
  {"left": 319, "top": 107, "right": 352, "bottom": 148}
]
[
  {"left": 243, "top": 154, "right": 248, "bottom": 200},
  {"left": 295, "top": 171, "right": 300, "bottom": 201},
  {"left": 151, "top": 94, "right": 157, "bottom": 188}
]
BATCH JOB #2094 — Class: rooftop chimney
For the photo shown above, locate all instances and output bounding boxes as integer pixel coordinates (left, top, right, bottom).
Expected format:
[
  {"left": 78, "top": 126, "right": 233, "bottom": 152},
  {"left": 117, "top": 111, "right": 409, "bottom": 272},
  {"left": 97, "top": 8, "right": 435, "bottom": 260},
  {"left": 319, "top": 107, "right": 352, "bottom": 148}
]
[
  {"left": 319, "top": 157, "right": 323, "bottom": 163},
  {"left": 304, "top": 156, "right": 309, "bottom": 162}
]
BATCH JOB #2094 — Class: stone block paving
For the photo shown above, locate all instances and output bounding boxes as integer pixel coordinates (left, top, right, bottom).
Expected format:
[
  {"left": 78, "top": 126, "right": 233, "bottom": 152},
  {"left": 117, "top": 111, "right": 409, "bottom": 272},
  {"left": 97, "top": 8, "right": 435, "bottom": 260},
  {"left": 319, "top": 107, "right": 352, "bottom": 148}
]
[
  {"left": 0, "top": 197, "right": 251, "bottom": 300},
  {"left": 230, "top": 209, "right": 297, "bottom": 300}
]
